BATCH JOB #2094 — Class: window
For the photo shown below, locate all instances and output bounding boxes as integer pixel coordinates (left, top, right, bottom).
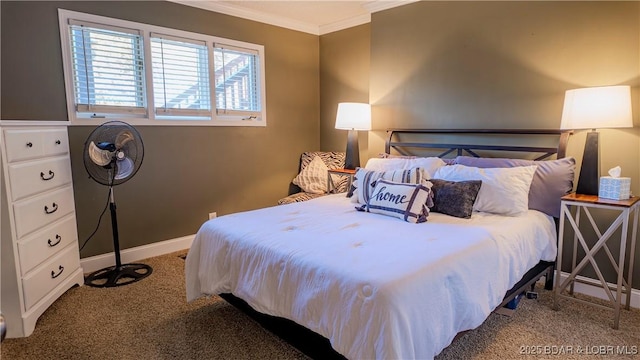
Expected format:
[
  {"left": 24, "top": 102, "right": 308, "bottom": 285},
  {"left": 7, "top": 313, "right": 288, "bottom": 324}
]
[
  {"left": 59, "top": 9, "right": 266, "bottom": 126},
  {"left": 214, "top": 45, "right": 261, "bottom": 119},
  {"left": 69, "top": 21, "right": 146, "bottom": 115},
  {"left": 151, "top": 34, "right": 211, "bottom": 117}
]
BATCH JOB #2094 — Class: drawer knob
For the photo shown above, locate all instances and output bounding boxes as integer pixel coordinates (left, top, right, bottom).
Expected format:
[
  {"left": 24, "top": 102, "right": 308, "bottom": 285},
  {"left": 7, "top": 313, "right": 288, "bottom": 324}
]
[
  {"left": 55, "top": 140, "right": 61, "bottom": 145},
  {"left": 40, "top": 170, "right": 55, "bottom": 181},
  {"left": 48, "top": 234, "right": 62, "bottom": 247},
  {"left": 26, "top": 142, "right": 33, "bottom": 148},
  {"left": 51, "top": 265, "right": 64, "bottom": 279},
  {"left": 44, "top": 203, "right": 58, "bottom": 214}
]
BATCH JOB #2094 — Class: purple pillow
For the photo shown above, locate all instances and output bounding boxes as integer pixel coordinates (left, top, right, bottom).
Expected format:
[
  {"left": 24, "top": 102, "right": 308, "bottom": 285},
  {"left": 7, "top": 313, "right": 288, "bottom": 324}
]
[{"left": 453, "top": 156, "right": 576, "bottom": 218}]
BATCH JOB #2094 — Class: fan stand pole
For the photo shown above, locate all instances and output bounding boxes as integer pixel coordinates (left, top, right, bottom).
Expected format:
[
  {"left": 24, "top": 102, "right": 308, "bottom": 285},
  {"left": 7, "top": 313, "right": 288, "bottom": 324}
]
[
  {"left": 84, "top": 186, "right": 153, "bottom": 288},
  {"left": 109, "top": 187, "right": 123, "bottom": 269}
]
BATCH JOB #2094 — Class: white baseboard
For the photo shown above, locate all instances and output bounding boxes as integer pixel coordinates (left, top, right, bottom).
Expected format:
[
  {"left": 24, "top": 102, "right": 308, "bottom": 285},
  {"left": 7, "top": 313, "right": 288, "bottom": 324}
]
[
  {"left": 557, "top": 271, "right": 640, "bottom": 309},
  {"left": 80, "top": 234, "right": 194, "bottom": 274}
]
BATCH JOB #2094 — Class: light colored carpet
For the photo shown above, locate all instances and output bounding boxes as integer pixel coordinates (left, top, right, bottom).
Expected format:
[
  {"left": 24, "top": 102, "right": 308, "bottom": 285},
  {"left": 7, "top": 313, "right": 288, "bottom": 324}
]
[
  {"left": 436, "top": 286, "right": 640, "bottom": 360},
  {"left": 1, "top": 252, "right": 308, "bottom": 360},
  {"left": 1, "top": 251, "right": 638, "bottom": 359}
]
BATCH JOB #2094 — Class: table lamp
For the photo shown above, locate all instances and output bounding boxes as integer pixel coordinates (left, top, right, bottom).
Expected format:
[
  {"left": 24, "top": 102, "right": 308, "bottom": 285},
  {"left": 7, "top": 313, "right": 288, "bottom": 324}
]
[
  {"left": 335, "top": 102, "right": 371, "bottom": 169},
  {"left": 560, "top": 85, "right": 633, "bottom": 195}
]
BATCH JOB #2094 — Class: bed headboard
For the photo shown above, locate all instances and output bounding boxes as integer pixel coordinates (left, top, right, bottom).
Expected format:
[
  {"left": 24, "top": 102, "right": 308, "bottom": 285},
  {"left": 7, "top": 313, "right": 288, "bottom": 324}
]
[{"left": 385, "top": 129, "right": 573, "bottom": 161}]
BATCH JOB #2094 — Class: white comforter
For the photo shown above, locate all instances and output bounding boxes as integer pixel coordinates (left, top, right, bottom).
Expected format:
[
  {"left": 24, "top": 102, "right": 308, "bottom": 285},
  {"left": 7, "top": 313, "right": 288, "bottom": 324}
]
[{"left": 186, "top": 194, "right": 557, "bottom": 359}]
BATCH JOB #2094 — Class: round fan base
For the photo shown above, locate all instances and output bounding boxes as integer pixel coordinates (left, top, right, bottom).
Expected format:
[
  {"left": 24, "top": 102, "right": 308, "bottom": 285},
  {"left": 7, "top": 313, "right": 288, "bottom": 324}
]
[{"left": 84, "top": 263, "right": 153, "bottom": 288}]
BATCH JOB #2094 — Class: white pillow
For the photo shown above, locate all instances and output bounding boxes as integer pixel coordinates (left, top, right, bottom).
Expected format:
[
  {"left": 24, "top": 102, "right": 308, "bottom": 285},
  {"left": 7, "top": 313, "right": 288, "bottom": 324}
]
[
  {"left": 292, "top": 155, "right": 328, "bottom": 194},
  {"left": 357, "top": 179, "right": 434, "bottom": 223},
  {"left": 432, "top": 164, "right": 537, "bottom": 216},
  {"left": 352, "top": 167, "right": 423, "bottom": 205},
  {"left": 364, "top": 157, "right": 446, "bottom": 179}
]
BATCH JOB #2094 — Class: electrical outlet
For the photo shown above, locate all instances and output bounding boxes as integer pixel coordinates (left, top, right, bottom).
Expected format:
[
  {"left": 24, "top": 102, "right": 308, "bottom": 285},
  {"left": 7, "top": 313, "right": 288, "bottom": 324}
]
[{"left": 208, "top": 212, "right": 217, "bottom": 220}]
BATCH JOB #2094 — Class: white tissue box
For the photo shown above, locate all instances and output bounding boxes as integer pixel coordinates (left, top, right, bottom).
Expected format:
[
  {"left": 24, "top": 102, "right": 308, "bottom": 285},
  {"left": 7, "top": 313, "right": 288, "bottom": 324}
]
[{"left": 598, "top": 176, "right": 631, "bottom": 200}]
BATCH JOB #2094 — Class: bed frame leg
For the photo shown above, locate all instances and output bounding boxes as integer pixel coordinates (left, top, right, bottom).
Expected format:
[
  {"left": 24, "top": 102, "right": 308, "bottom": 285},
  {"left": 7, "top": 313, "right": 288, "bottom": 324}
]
[{"left": 544, "top": 264, "right": 555, "bottom": 290}]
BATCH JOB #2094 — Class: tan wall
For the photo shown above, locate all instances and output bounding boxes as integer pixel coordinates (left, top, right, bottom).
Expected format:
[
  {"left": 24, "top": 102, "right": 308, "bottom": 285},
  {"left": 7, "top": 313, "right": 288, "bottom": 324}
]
[
  {"left": 369, "top": 1, "right": 640, "bottom": 287},
  {"left": 297, "top": 1, "right": 640, "bottom": 290},
  {"left": 319, "top": 24, "right": 371, "bottom": 161},
  {"left": 3, "top": 0, "right": 639, "bottom": 288},
  {"left": 1, "top": 1, "right": 320, "bottom": 258},
  {"left": 370, "top": 2, "right": 639, "bottom": 158}
]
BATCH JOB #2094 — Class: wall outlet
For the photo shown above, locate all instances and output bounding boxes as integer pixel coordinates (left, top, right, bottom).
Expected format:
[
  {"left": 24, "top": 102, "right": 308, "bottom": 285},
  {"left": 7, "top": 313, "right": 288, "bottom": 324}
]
[{"left": 208, "top": 212, "right": 217, "bottom": 220}]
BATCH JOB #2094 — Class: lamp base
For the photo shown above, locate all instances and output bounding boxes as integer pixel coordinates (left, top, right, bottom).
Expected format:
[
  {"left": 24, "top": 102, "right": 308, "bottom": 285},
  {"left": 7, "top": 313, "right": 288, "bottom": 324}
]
[
  {"left": 344, "top": 130, "right": 360, "bottom": 170},
  {"left": 576, "top": 130, "right": 599, "bottom": 196}
]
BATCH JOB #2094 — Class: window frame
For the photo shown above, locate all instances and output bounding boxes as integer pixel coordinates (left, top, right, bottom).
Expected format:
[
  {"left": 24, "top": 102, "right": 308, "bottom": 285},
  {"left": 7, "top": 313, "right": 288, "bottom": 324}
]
[
  {"left": 58, "top": 9, "right": 267, "bottom": 127},
  {"left": 68, "top": 20, "right": 147, "bottom": 116}
]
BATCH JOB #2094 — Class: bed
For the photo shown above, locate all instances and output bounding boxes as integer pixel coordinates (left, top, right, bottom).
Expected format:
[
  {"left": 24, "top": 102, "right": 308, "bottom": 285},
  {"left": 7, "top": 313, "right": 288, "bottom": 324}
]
[{"left": 185, "top": 129, "right": 575, "bottom": 359}]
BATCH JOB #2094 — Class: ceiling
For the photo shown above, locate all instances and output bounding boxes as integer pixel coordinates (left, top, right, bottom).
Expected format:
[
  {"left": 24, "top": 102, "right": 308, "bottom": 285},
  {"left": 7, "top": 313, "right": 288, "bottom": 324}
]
[{"left": 169, "top": 1, "right": 417, "bottom": 35}]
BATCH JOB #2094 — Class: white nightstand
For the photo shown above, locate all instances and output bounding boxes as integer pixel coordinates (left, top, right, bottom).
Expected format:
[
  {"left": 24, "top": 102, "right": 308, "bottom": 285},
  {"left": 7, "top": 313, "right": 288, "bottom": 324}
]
[
  {"left": 554, "top": 193, "right": 639, "bottom": 329},
  {"left": 327, "top": 168, "right": 356, "bottom": 194}
]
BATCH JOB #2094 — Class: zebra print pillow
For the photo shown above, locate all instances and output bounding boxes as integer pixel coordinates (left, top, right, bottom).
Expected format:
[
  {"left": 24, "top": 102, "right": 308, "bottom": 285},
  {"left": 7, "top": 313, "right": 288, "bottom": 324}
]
[
  {"left": 298, "top": 151, "right": 347, "bottom": 193},
  {"left": 293, "top": 155, "right": 329, "bottom": 194}
]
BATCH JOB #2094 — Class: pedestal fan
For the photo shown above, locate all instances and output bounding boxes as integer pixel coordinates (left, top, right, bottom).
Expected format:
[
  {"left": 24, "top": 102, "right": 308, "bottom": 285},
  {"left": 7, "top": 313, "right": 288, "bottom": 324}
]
[{"left": 83, "top": 121, "right": 152, "bottom": 287}]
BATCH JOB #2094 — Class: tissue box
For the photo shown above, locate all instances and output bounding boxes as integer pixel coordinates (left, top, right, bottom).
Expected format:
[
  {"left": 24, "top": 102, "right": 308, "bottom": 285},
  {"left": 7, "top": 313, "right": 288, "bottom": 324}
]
[{"left": 599, "top": 176, "right": 631, "bottom": 200}]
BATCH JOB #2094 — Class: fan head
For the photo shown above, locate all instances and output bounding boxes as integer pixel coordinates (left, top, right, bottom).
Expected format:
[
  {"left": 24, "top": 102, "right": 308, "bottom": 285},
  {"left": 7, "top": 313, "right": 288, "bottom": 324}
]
[{"left": 83, "top": 121, "right": 144, "bottom": 186}]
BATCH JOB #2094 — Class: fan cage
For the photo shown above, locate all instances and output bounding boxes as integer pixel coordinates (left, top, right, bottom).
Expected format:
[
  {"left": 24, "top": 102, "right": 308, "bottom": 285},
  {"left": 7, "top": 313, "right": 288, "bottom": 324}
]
[{"left": 83, "top": 121, "right": 144, "bottom": 186}]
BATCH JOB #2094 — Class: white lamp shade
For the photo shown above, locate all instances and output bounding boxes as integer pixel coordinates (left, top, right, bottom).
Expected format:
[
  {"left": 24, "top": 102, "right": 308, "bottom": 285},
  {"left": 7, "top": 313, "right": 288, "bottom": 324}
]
[
  {"left": 560, "top": 85, "right": 633, "bottom": 130},
  {"left": 335, "top": 102, "right": 371, "bottom": 131}
]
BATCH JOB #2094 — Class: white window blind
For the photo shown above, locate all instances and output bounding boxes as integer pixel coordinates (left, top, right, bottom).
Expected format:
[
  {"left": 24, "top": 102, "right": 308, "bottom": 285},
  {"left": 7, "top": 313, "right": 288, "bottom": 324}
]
[
  {"left": 60, "top": 10, "right": 266, "bottom": 126},
  {"left": 214, "top": 45, "right": 261, "bottom": 118},
  {"left": 69, "top": 20, "right": 146, "bottom": 115},
  {"left": 151, "top": 34, "right": 211, "bottom": 117}
]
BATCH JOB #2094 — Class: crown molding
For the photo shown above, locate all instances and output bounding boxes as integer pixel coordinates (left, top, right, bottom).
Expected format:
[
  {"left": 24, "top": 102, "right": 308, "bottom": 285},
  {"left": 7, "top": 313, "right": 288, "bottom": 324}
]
[
  {"left": 319, "top": 13, "right": 371, "bottom": 36},
  {"left": 168, "top": 0, "right": 321, "bottom": 35},
  {"left": 168, "top": 0, "right": 417, "bottom": 36},
  {"left": 363, "top": 0, "right": 420, "bottom": 14}
]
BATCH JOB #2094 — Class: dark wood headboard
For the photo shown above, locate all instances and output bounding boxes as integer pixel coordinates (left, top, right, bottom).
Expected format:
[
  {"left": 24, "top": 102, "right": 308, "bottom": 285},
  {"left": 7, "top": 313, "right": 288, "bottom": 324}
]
[{"left": 385, "top": 129, "right": 573, "bottom": 161}]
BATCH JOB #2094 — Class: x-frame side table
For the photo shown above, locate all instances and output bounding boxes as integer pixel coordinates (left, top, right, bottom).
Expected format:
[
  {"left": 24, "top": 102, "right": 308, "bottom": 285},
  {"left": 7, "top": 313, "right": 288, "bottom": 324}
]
[{"left": 554, "top": 193, "right": 639, "bottom": 329}]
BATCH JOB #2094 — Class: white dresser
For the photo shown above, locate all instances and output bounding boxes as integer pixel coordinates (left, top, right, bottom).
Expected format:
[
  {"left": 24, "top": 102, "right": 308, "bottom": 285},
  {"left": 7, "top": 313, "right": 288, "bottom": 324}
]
[{"left": 1, "top": 121, "right": 84, "bottom": 338}]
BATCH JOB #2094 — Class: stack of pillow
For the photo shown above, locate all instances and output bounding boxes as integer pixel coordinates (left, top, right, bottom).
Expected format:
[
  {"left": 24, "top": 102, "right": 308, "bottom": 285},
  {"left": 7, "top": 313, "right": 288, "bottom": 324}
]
[{"left": 349, "top": 155, "right": 575, "bottom": 223}]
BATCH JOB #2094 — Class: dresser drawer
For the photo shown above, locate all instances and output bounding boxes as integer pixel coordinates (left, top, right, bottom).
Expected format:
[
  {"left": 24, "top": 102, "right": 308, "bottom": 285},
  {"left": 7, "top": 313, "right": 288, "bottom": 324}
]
[
  {"left": 8, "top": 156, "right": 72, "bottom": 201},
  {"left": 22, "top": 243, "right": 80, "bottom": 311},
  {"left": 17, "top": 215, "right": 78, "bottom": 275},
  {"left": 41, "top": 129, "right": 69, "bottom": 156},
  {"left": 13, "top": 186, "right": 75, "bottom": 239},
  {"left": 4, "top": 129, "right": 44, "bottom": 162},
  {"left": 4, "top": 128, "right": 69, "bottom": 163}
]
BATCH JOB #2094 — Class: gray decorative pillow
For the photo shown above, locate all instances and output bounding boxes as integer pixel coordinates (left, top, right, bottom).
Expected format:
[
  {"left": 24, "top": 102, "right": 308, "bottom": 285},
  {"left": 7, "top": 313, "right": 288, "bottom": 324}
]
[
  {"left": 430, "top": 179, "right": 482, "bottom": 219},
  {"left": 453, "top": 156, "right": 575, "bottom": 218}
]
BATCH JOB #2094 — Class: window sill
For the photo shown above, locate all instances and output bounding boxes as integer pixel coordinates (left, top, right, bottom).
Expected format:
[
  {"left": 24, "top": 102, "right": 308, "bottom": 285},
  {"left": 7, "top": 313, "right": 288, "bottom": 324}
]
[{"left": 69, "top": 117, "right": 267, "bottom": 127}]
